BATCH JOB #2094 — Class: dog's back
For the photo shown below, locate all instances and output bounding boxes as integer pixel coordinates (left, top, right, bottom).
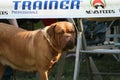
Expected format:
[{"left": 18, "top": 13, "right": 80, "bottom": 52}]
[{"left": 0, "top": 23, "right": 24, "bottom": 33}]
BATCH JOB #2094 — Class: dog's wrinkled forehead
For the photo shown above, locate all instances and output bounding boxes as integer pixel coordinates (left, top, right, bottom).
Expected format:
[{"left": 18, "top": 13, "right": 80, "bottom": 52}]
[{"left": 53, "top": 22, "right": 75, "bottom": 33}]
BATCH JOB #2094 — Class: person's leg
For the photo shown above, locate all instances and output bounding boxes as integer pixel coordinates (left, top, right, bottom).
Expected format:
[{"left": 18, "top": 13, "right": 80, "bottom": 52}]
[
  {"left": 2, "top": 66, "right": 13, "bottom": 80},
  {"left": 0, "top": 64, "right": 6, "bottom": 80}
]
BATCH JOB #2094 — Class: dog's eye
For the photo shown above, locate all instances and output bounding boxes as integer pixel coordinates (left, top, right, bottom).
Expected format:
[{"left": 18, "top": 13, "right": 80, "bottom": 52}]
[
  {"left": 59, "top": 30, "right": 64, "bottom": 34},
  {"left": 68, "top": 31, "right": 74, "bottom": 33}
]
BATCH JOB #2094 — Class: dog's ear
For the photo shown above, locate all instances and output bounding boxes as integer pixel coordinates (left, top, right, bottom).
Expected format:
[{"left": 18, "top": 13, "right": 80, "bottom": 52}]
[{"left": 47, "top": 24, "right": 56, "bottom": 37}]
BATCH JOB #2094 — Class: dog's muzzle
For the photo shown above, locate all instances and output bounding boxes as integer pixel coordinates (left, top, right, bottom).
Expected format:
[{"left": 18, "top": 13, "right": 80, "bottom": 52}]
[{"left": 63, "top": 37, "right": 75, "bottom": 50}]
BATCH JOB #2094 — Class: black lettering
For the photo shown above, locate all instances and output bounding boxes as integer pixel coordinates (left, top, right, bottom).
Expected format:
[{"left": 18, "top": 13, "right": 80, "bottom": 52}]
[
  {"left": 86, "top": 10, "right": 116, "bottom": 14},
  {"left": 94, "top": 10, "right": 99, "bottom": 14},
  {"left": 86, "top": 10, "right": 92, "bottom": 14},
  {"left": 0, "top": 11, "right": 8, "bottom": 15},
  {"left": 110, "top": 10, "right": 115, "bottom": 13}
]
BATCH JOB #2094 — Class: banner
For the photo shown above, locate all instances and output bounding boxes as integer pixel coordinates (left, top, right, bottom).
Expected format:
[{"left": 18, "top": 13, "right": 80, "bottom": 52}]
[{"left": 0, "top": 0, "right": 120, "bottom": 18}]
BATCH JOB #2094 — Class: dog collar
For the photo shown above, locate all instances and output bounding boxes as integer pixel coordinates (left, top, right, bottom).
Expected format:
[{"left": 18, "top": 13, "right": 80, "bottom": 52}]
[{"left": 41, "top": 29, "right": 61, "bottom": 53}]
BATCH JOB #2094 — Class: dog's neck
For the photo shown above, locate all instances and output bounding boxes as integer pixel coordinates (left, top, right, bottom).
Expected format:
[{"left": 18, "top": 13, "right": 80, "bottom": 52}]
[{"left": 41, "top": 27, "right": 61, "bottom": 53}]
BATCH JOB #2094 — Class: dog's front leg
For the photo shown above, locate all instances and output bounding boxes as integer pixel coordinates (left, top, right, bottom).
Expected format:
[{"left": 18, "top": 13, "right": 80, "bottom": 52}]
[
  {"left": 0, "top": 64, "right": 6, "bottom": 80},
  {"left": 38, "top": 69, "right": 48, "bottom": 80}
]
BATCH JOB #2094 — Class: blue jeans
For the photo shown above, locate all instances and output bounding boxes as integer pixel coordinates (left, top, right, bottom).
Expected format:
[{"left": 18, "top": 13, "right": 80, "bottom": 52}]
[{"left": 2, "top": 67, "right": 13, "bottom": 80}]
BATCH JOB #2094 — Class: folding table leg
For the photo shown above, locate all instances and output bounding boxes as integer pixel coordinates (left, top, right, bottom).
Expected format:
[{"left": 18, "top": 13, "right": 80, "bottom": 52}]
[{"left": 73, "top": 32, "right": 82, "bottom": 80}]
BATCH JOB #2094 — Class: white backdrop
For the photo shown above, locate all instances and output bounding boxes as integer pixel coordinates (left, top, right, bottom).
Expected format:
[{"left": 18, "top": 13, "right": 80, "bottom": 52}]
[{"left": 0, "top": 0, "right": 120, "bottom": 18}]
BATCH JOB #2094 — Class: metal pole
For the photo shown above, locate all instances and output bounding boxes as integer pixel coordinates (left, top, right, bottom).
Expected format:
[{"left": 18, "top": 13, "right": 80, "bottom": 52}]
[
  {"left": 73, "top": 32, "right": 82, "bottom": 80},
  {"left": 80, "top": 49, "right": 120, "bottom": 54}
]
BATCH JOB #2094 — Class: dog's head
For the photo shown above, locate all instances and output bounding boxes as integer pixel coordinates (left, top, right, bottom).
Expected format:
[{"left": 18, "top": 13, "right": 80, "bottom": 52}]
[{"left": 46, "top": 21, "right": 77, "bottom": 51}]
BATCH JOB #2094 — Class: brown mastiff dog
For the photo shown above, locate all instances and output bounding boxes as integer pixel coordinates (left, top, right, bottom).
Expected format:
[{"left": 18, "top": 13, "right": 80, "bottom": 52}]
[{"left": 0, "top": 21, "right": 76, "bottom": 80}]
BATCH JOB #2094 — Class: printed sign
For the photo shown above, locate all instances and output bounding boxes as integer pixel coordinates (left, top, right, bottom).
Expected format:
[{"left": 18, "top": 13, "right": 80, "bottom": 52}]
[{"left": 0, "top": 0, "right": 120, "bottom": 18}]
